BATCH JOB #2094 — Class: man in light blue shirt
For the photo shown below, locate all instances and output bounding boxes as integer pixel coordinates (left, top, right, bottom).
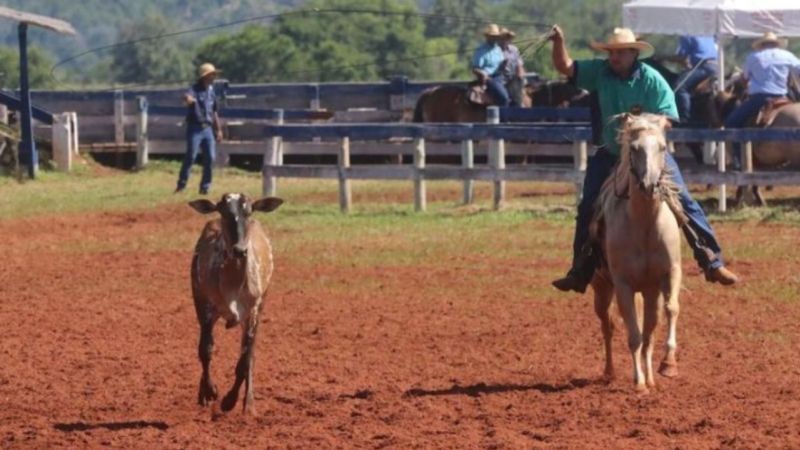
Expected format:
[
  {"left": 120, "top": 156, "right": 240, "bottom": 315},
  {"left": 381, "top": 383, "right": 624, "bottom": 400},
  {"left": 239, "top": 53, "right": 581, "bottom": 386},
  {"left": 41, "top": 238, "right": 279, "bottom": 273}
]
[
  {"left": 725, "top": 32, "right": 800, "bottom": 167},
  {"left": 472, "top": 24, "right": 510, "bottom": 106},
  {"left": 673, "top": 36, "right": 718, "bottom": 124}
]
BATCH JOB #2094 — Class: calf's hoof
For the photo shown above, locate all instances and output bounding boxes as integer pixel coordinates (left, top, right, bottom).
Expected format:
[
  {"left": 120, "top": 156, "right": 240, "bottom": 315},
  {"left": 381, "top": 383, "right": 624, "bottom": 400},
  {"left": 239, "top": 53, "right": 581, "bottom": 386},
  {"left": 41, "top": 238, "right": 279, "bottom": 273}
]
[
  {"left": 220, "top": 390, "right": 239, "bottom": 412},
  {"left": 658, "top": 362, "right": 679, "bottom": 378},
  {"left": 198, "top": 382, "right": 218, "bottom": 406}
]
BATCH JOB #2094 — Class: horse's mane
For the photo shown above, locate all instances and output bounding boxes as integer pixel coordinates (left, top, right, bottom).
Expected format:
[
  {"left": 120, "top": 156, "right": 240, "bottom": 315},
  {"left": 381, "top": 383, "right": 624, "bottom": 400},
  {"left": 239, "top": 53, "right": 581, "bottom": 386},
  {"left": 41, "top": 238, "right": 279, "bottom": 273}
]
[{"left": 590, "top": 115, "right": 686, "bottom": 242}]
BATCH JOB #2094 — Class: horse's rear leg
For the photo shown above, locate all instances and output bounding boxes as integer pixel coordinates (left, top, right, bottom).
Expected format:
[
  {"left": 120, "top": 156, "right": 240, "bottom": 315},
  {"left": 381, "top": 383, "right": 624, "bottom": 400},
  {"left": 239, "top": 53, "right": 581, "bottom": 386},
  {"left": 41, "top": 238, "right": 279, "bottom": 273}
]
[
  {"left": 753, "top": 185, "right": 767, "bottom": 207},
  {"left": 592, "top": 273, "right": 615, "bottom": 381},
  {"left": 221, "top": 315, "right": 259, "bottom": 414},
  {"left": 659, "top": 268, "right": 681, "bottom": 378},
  {"left": 195, "top": 300, "right": 218, "bottom": 406},
  {"left": 641, "top": 288, "right": 662, "bottom": 388}
]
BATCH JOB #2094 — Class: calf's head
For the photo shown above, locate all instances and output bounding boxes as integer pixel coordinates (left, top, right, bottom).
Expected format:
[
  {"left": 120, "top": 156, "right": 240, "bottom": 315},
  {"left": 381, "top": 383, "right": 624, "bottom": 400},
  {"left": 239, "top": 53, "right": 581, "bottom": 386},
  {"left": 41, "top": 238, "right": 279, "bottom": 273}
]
[{"left": 189, "top": 193, "right": 283, "bottom": 258}]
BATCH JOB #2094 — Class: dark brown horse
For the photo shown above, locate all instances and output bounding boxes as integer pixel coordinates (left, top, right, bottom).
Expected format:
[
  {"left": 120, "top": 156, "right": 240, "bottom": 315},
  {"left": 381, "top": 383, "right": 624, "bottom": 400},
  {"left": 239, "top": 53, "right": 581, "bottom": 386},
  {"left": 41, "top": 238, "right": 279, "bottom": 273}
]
[{"left": 412, "top": 80, "right": 587, "bottom": 123}]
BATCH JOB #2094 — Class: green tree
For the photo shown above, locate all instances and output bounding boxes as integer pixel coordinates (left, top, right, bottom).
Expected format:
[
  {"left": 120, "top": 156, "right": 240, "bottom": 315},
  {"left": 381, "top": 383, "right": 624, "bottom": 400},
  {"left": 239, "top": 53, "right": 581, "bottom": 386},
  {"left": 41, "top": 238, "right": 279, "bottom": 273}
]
[
  {"left": 0, "top": 45, "right": 58, "bottom": 89},
  {"left": 110, "top": 15, "right": 192, "bottom": 85}
]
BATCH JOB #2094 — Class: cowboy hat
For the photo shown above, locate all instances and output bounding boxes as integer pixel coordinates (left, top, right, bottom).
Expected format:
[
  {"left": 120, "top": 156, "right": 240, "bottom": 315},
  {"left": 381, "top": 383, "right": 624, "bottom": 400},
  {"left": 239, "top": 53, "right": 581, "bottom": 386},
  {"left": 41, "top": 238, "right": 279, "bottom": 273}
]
[
  {"left": 197, "top": 62, "right": 220, "bottom": 80},
  {"left": 500, "top": 27, "right": 516, "bottom": 39},
  {"left": 752, "top": 31, "right": 787, "bottom": 49},
  {"left": 590, "top": 27, "right": 654, "bottom": 57},
  {"left": 483, "top": 23, "right": 502, "bottom": 37}
]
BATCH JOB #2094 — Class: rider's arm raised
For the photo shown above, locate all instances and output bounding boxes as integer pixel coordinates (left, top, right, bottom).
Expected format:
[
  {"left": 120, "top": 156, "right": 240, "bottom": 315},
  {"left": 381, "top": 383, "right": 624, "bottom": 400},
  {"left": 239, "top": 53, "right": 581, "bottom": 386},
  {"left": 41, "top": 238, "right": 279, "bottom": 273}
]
[{"left": 550, "top": 25, "right": 574, "bottom": 78}]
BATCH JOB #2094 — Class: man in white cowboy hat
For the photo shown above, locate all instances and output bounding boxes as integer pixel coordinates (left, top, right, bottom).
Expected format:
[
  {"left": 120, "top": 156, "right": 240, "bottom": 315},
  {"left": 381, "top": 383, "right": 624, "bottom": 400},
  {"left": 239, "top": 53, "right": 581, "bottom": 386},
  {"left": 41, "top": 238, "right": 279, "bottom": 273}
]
[
  {"left": 472, "top": 23, "right": 510, "bottom": 107},
  {"left": 498, "top": 27, "right": 526, "bottom": 106},
  {"left": 175, "top": 62, "right": 223, "bottom": 195},
  {"left": 548, "top": 25, "right": 738, "bottom": 294},
  {"left": 724, "top": 31, "right": 800, "bottom": 168}
]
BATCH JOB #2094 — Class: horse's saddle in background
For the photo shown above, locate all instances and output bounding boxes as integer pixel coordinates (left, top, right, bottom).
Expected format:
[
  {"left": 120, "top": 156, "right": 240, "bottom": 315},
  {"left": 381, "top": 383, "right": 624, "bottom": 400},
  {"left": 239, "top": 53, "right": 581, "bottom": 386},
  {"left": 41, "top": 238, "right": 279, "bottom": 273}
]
[
  {"left": 756, "top": 97, "right": 793, "bottom": 127},
  {"left": 467, "top": 82, "right": 493, "bottom": 106}
]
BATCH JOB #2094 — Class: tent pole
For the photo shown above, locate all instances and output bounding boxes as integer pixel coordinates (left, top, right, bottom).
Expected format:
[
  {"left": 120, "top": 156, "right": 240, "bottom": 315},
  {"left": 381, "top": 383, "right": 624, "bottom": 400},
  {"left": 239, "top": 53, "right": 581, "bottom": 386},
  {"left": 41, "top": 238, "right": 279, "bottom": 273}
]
[{"left": 716, "top": 34, "right": 725, "bottom": 91}]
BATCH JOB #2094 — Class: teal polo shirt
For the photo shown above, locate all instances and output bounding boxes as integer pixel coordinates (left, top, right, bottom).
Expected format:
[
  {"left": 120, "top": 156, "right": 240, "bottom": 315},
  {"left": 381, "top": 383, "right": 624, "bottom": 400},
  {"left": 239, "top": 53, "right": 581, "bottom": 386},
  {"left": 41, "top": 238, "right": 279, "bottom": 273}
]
[{"left": 571, "top": 59, "right": 678, "bottom": 155}]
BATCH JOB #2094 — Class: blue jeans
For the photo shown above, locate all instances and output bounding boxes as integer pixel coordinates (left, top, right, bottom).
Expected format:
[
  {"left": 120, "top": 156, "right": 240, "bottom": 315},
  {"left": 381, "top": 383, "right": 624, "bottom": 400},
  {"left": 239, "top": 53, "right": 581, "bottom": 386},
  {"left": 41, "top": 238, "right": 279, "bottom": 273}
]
[
  {"left": 724, "top": 93, "right": 782, "bottom": 169},
  {"left": 569, "top": 148, "right": 724, "bottom": 283},
  {"left": 177, "top": 125, "right": 216, "bottom": 192},
  {"left": 675, "top": 61, "right": 718, "bottom": 124},
  {"left": 486, "top": 75, "right": 511, "bottom": 107}
]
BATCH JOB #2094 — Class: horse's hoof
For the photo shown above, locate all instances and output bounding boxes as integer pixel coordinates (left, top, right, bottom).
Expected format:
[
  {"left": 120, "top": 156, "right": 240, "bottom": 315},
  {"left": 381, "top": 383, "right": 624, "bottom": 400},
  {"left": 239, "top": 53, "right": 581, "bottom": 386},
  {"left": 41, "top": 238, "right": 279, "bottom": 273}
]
[
  {"left": 602, "top": 370, "right": 615, "bottom": 382},
  {"left": 220, "top": 391, "right": 239, "bottom": 412},
  {"left": 634, "top": 384, "right": 650, "bottom": 396},
  {"left": 659, "top": 362, "right": 679, "bottom": 378}
]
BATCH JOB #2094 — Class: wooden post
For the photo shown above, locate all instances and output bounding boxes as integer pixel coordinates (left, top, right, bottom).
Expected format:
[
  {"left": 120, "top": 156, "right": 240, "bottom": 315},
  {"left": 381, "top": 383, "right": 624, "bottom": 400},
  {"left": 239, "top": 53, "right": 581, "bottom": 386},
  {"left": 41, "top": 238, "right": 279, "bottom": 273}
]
[
  {"left": 339, "top": 136, "right": 352, "bottom": 213},
  {"left": 487, "top": 106, "right": 505, "bottom": 210},
  {"left": 135, "top": 96, "right": 148, "bottom": 170},
  {"left": 51, "top": 112, "right": 72, "bottom": 172},
  {"left": 114, "top": 89, "right": 124, "bottom": 145},
  {"left": 262, "top": 109, "right": 283, "bottom": 196},
  {"left": 414, "top": 137, "right": 426, "bottom": 212},
  {"left": 461, "top": 139, "right": 474, "bottom": 204},
  {"left": 717, "top": 141, "right": 727, "bottom": 212},
  {"left": 572, "top": 139, "right": 588, "bottom": 204},
  {"left": 69, "top": 112, "right": 79, "bottom": 155},
  {"left": 744, "top": 141, "right": 753, "bottom": 173},
  {"left": 0, "top": 104, "right": 7, "bottom": 123}
]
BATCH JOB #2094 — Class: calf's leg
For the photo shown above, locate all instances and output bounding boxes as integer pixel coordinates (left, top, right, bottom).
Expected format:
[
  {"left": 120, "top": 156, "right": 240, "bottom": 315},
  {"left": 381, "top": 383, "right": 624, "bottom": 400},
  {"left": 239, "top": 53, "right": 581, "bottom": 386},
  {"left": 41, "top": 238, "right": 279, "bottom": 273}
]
[
  {"left": 195, "top": 301, "right": 218, "bottom": 406},
  {"left": 221, "top": 316, "right": 259, "bottom": 414}
]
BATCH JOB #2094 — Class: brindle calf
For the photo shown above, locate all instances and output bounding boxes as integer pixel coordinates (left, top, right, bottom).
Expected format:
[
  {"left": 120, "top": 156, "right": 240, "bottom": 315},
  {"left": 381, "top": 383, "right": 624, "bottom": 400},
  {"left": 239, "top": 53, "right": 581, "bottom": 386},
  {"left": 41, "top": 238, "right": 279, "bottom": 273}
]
[{"left": 188, "top": 193, "right": 283, "bottom": 414}]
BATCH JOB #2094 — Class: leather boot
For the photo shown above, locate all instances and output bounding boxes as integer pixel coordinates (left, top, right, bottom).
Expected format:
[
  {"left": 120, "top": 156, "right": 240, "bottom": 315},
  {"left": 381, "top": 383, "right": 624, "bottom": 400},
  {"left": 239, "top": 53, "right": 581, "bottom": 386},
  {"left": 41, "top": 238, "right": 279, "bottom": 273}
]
[{"left": 705, "top": 266, "right": 739, "bottom": 285}]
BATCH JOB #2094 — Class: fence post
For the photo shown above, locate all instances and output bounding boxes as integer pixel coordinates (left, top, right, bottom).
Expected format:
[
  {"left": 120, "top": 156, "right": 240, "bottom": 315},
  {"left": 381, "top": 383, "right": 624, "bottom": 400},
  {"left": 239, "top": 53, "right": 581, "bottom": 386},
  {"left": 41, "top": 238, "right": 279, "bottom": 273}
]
[
  {"left": 114, "top": 89, "right": 124, "bottom": 145},
  {"left": 69, "top": 112, "right": 79, "bottom": 155},
  {"left": 461, "top": 139, "right": 474, "bottom": 204},
  {"left": 572, "top": 139, "right": 588, "bottom": 203},
  {"left": 51, "top": 112, "right": 72, "bottom": 172},
  {"left": 263, "top": 109, "right": 283, "bottom": 196},
  {"left": 135, "top": 96, "right": 148, "bottom": 170},
  {"left": 487, "top": 106, "right": 505, "bottom": 210},
  {"left": 339, "top": 136, "right": 352, "bottom": 213},
  {"left": 414, "top": 137, "right": 426, "bottom": 212},
  {"left": 717, "top": 140, "right": 727, "bottom": 212}
]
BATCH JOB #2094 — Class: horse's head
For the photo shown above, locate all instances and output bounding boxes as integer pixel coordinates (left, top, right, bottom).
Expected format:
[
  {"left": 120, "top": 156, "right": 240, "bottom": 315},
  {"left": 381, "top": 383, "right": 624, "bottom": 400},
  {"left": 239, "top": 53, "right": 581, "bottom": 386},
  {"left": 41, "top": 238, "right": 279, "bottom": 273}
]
[
  {"left": 526, "top": 80, "right": 588, "bottom": 107},
  {"left": 618, "top": 113, "right": 672, "bottom": 195}
]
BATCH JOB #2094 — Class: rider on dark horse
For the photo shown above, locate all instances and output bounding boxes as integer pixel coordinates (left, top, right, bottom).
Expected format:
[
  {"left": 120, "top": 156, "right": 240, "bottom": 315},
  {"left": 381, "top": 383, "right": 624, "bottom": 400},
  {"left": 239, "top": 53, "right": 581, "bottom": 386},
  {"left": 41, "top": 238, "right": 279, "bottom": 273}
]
[
  {"left": 498, "top": 27, "right": 526, "bottom": 106},
  {"left": 664, "top": 35, "right": 719, "bottom": 126},
  {"left": 724, "top": 31, "right": 800, "bottom": 169},
  {"left": 472, "top": 24, "right": 511, "bottom": 107}
]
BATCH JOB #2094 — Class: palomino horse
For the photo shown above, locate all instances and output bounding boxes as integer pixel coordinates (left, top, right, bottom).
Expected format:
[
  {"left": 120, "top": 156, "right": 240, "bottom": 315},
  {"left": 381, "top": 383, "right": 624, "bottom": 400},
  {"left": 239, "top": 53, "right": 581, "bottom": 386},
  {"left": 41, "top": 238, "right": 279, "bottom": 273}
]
[
  {"left": 591, "top": 114, "right": 683, "bottom": 393},
  {"left": 189, "top": 193, "right": 283, "bottom": 414},
  {"left": 412, "top": 80, "right": 587, "bottom": 122}
]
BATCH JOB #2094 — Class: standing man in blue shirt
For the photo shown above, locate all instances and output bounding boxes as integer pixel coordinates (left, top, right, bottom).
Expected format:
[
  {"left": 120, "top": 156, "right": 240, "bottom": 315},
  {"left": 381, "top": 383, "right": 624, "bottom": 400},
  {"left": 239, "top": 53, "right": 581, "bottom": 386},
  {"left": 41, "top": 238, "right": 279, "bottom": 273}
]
[
  {"left": 672, "top": 36, "right": 718, "bottom": 125},
  {"left": 725, "top": 32, "right": 800, "bottom": 167},
  {"left": 176, "top": 62, "right": 223, "bottom": 195},
  {"left": 472, "top": 24, "right": 510, "bottom": 107}
]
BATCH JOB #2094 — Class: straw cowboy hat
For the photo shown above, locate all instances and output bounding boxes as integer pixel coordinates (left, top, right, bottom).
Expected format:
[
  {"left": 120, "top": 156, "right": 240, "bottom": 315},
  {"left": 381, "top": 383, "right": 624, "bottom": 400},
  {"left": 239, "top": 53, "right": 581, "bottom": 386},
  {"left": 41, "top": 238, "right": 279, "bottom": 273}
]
[
  {"left": 500, "top": 27, "right": 516, "bottom": 39},
  {"left": 483, "top": 23, "right": 502, "bottom": 37},
  {"left": 590, "top": 27, "right": 654, "bottom": 57},
  {"left": 197, "top": 62, "right": 220, "bottom": 80},
  {"left": 752, "top": 31, "right": 788, "bottom": 49}
]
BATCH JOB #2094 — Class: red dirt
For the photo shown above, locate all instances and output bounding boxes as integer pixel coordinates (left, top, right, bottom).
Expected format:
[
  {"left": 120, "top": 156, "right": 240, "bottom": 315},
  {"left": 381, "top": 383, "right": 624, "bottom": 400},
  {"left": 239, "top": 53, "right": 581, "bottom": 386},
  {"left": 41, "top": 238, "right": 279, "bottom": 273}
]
[{"left": 1, "top": 205, "right": 799, "bottom": 449}]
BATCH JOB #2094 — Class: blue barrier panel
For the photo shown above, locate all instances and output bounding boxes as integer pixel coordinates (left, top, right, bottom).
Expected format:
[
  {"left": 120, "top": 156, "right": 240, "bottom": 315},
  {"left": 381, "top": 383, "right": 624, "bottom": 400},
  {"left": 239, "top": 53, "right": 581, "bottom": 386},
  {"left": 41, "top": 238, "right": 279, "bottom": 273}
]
[
  {"left": 0, "top": 90, "right": 54, "bottom": 124},
  {"left": 668, "top": 127, "right": 800, "bottom": 143},
  {"left": 263, "top": 124, "right": 593, "bottom": 142},
  {"left": 500, "top": 107, "right": 591, "bottom": 122},
  {"left": 147, "top": 104, "right": 329, "bottom": 120}
]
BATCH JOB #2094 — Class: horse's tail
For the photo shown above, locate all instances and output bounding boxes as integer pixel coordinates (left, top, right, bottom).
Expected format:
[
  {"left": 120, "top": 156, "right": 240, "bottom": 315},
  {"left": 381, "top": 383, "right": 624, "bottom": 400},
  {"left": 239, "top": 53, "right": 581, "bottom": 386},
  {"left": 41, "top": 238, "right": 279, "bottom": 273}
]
[{"left": 413, "top": 89, "right": 431, "bottom": 123}]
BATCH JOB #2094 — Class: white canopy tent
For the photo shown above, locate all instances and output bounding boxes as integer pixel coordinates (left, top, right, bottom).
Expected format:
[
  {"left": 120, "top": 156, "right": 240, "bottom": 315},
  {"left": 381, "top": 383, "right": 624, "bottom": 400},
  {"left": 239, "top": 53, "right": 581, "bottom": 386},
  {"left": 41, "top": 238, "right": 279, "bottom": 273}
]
[{"left": 623, "top": 0, "right": 800, "bottom": 89}]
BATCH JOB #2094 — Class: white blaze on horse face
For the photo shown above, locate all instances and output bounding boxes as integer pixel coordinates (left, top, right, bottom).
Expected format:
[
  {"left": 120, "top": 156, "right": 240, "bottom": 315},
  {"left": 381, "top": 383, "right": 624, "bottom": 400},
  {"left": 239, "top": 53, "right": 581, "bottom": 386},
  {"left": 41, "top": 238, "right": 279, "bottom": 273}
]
[{"left": 632, "top": 133, "right": 664, "bottom": 191}]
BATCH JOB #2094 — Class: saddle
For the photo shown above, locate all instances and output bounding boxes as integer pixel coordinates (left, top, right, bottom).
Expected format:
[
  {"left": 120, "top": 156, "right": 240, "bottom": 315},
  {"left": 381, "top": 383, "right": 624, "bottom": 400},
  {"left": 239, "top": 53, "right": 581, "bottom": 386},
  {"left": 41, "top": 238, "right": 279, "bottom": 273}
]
[
  {"left": 467, "top": 81, "right": 494, "bottom": 106},
  {"left": 756, "top": 97, "right": 793, "bottom": 127}
]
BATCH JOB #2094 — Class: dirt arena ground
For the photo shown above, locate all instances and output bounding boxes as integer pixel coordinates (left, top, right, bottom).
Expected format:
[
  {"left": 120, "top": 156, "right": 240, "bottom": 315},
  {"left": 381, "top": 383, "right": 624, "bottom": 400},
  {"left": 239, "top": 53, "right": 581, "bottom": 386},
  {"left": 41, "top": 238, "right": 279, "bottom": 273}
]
[{"left": 2, "top": 183, "right": 799, "bottom": 449}]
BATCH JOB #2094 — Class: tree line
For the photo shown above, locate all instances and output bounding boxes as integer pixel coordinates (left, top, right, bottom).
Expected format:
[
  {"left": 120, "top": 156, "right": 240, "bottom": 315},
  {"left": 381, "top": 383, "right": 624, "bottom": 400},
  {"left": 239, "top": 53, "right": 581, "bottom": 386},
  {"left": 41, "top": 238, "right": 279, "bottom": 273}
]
[{"left": 0, "top": 0, "right": 798, "bottom": 89}]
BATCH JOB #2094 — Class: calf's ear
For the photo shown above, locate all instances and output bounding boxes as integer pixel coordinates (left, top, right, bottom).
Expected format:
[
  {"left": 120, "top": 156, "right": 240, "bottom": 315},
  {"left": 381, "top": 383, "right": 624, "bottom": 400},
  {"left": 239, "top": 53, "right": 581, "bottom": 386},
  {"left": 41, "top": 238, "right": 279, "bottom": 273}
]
[
  {"left": 252, "top": 197, "right": 284, "bottom": 213},
  {"left": 188, "top": 199, "right": 217, "bottom": 214}
]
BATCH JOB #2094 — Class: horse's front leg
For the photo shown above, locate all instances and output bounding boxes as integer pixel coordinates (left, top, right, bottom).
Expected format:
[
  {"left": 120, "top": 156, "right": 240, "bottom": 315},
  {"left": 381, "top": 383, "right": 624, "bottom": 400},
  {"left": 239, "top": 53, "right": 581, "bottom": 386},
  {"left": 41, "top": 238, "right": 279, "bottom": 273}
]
[
  {"left": 659, "top": 268, "right": 682, "bottom": 378},
  {"left": 615, "top": 283, "right": 647, "bottom": 393},
  {"left": 641, "top": 287, "right": 662, "bottom": 388}
]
